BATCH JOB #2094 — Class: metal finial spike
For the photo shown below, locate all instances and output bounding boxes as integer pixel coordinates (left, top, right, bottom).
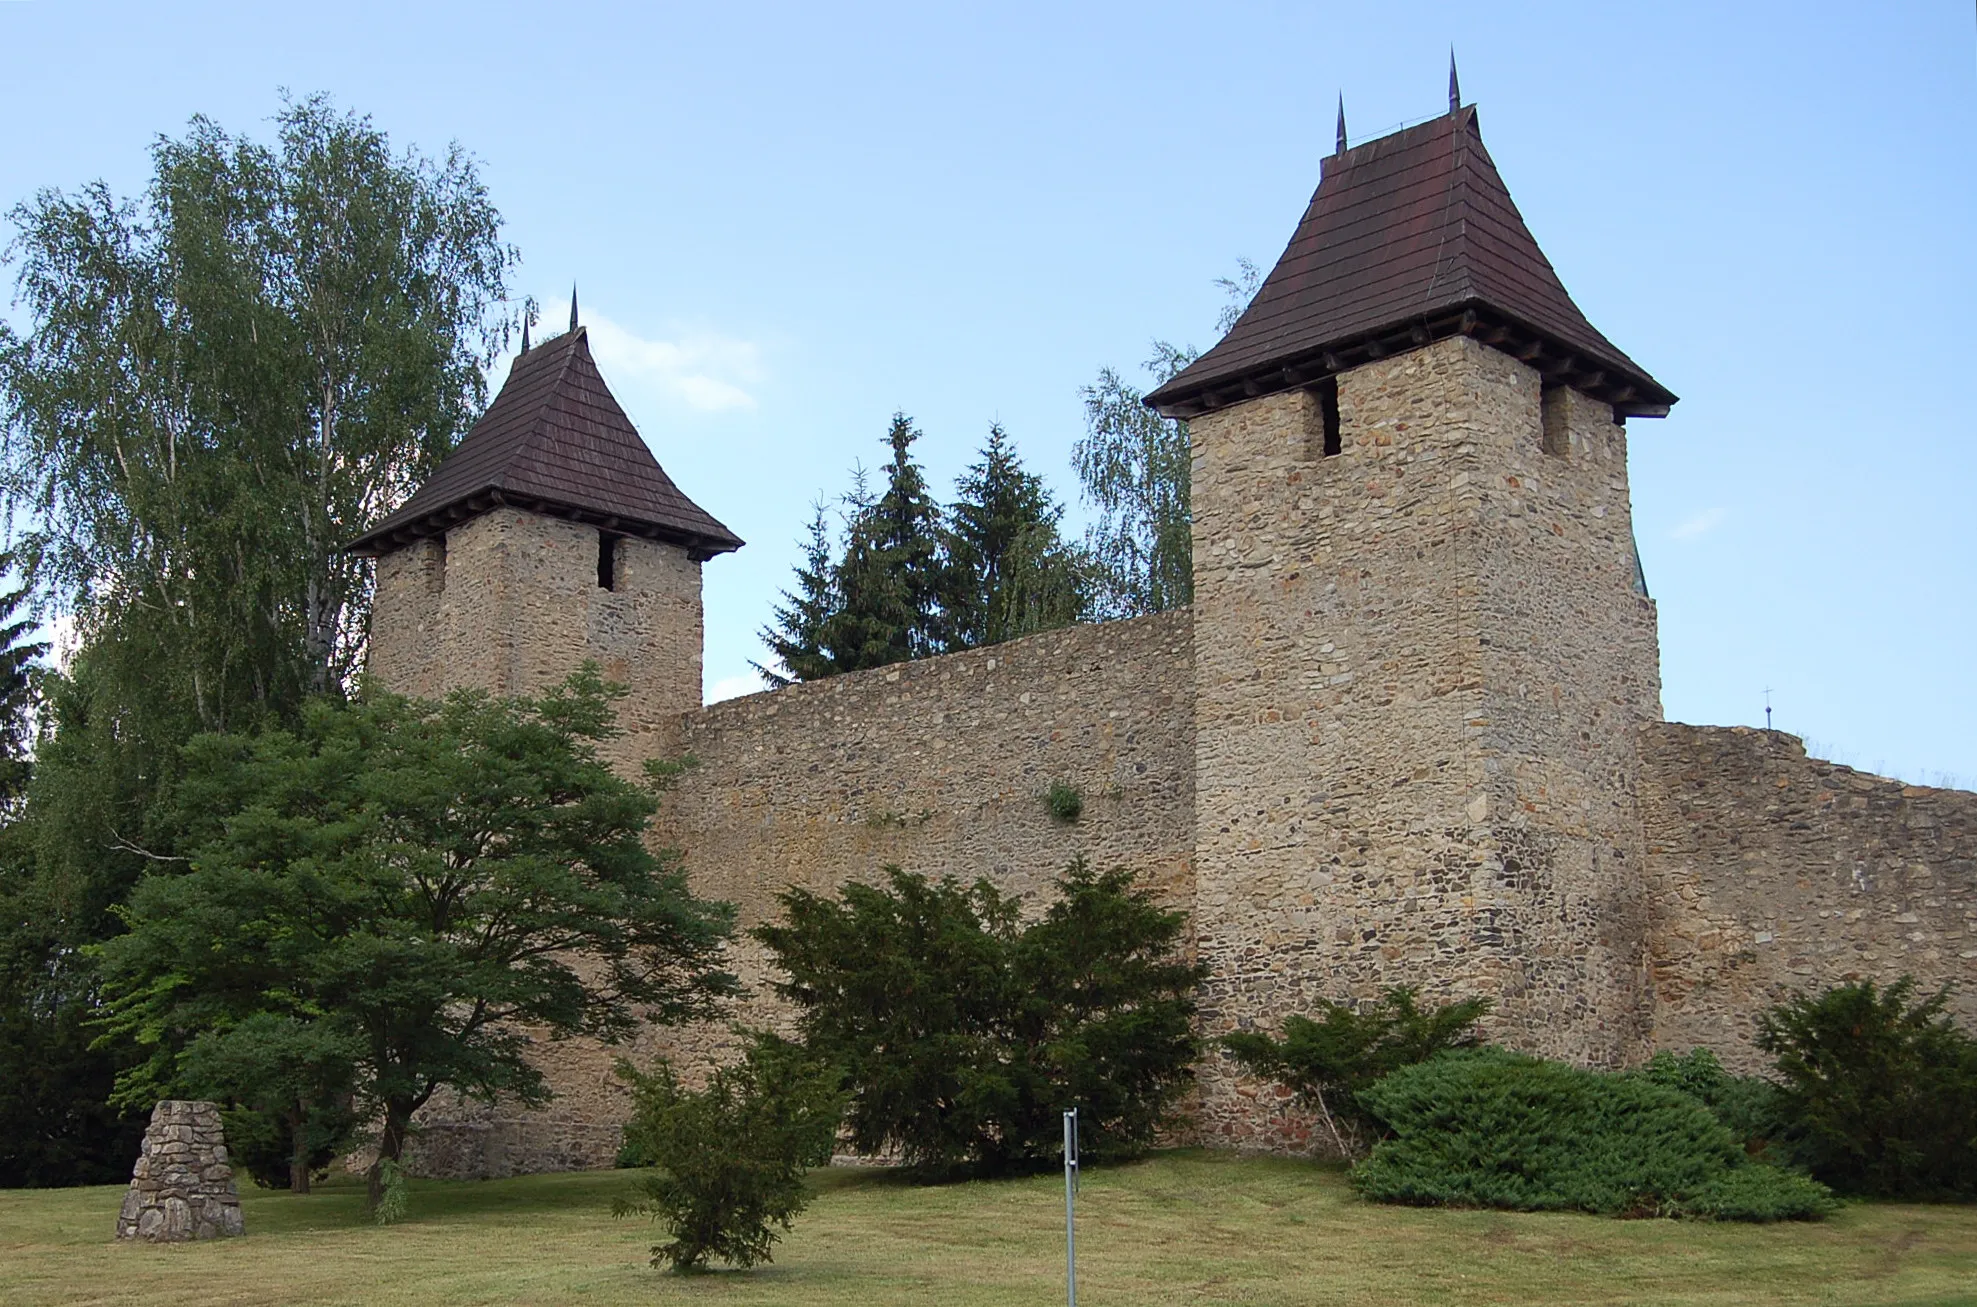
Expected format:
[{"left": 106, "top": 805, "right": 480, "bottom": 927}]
[
  {"left": 520, "top": 313, "right": 531, "bottom": 354},
  {"left": 1335, "top": 94, "right": 1348, "bottom": 155},
  {"left": 1449, "top": 48, "right": 1461, "bottom": 112},
  {"left": 569, "top": 284, "right": 579, "bottom": 332}
]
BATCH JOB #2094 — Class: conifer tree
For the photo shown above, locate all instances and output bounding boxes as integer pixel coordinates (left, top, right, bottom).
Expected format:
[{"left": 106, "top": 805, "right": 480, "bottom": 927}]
[
  {"left": 755, "top": 502, "right": 843, "bottom": 687},
  {"left": 825, "top": 415, "right": 947, "bottom": 671},
  {"left": 943, "top": 425, "right": 1087, "bottom": 649}
]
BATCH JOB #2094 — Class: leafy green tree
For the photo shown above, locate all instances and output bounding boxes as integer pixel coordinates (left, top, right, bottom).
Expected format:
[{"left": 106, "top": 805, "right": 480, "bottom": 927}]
[
  {"left": 1219, "top": 987, "right": 1492, "bottom": 1157},
  {"left": 177, "top": 1013, "right": 362, "bottom": 1193},
  {"left": 1073, "top": 344, "right": 1196, "bottom": 618},
  {"left": 1073, "top": 260, "right": 1259, "bottom": 617},
  {"left": 0, "top": 93, "right": 514, "bottom": 726},
  {"left": 943, "top": 424, "right": 1088, "bottom": 648},
  {"left": 1757, "top": 976, "right": 1977, "bottom": 1199},
  {"left": 614, "top": 1035, "right": 846, "bottom": 1272},
  {"left": 92, "top": 668, "right": 737, "bottom": 1211},
  {"left": 0, "top": 94, "right": 517, "bottom": 1183},
  {"left": 754, "top": 858, "right": 1202, "bottom": 1176}
]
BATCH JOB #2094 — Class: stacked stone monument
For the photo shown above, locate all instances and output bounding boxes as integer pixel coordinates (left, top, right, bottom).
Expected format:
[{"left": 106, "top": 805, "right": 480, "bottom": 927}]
[{"left": 116, "top": 1100, "right": 245, "bottom": 1242}]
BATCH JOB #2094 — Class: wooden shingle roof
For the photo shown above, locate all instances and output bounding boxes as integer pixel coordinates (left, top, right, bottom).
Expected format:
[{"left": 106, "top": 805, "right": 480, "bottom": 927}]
[
  {"left": 1146, "top": 104, "right": 1675, "bottom": 420},
  {"left": 347, "top": 326, "right": 743, "bottom": 559}
]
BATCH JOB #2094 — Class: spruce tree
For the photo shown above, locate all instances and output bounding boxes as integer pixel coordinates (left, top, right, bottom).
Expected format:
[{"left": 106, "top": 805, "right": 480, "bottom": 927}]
[
  {"left": 826, "top": 415, "right": 947, "bottom": 671},
  {"left": 944, "top": 425, "right": 1086, "bottom": 649},
  {"left": 755, "top": 502, "right": 843, "bottom": 687}
]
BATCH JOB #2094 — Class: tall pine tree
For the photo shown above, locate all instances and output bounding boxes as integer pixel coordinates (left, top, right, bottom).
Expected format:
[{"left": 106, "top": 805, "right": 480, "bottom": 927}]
[
  {"left": 944, "top": 425, "right": 1087, "bottom": 649},
  {"left": 800, "top": 415, "right": 947, "bottom": 676},
  {"left": 755, "top": 502, "right": 843, "bottom": 687}
]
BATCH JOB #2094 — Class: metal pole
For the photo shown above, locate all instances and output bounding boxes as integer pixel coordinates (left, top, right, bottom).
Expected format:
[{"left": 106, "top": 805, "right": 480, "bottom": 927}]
[{"left": 1064, "top": 1108, "right": 1078, "bottom": 1307}]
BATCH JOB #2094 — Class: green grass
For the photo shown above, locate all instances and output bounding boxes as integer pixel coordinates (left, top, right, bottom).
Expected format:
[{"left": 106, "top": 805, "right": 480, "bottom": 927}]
[{"left": 3, "top": 1151, "right": 1974, "bottom": 1306}]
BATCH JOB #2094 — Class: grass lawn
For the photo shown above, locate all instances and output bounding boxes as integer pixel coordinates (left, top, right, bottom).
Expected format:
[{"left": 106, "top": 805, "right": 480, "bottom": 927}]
[{"left": 2, "top": 1150, "right": 1974, "bottom": 1307}]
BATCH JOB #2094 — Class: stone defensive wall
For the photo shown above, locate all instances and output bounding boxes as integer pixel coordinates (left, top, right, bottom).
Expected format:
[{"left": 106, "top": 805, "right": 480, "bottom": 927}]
[
  {"left": 657, "top": 606, "right": 1198, "bottom": 1035},
  {"left": 404, "top": 608, "right": 1195, "bottom": 1178},
  {"left": 1642, "top": 722, "right": 1977, "bottom": 1071}
]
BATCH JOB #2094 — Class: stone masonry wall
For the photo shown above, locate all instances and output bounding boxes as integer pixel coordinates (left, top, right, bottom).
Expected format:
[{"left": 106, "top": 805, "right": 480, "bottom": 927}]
[
  {"left": 370, "top": 506, "right": 704, "bottom": 767},
  {"left": 1188, "top": 336, "right": 1661, "bottom": 1151},
  {"left": 403, "top": 608, "right": 1195, "bottom": 1177},
  {"left": 1643, "top": 722, "right": 1977, "bottom": 1071}
]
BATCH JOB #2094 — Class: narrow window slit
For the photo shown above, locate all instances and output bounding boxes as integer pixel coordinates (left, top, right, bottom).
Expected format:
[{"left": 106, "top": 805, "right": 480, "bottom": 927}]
[
  {"left": 1541, "top": 384, "right": 1570, "bottom": 457},
  {"left": 1318, "top": 377, "right": 1341, "bottom": 456},
  {"left": 597, "top": 531, "right": 620, "bottom": 590}
]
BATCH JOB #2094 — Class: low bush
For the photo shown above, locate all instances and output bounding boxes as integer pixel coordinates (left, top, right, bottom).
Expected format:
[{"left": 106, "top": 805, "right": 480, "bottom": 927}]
[
  {"left": 1219, "top": 987, "right": 1490, "bottom": 1156},
  {"left": 753, "top": 858, "right": 1204, "bottom": 1177},
  {"left": 1758, "top": 976, "right": 1977, "bottom": 1200},
  {"left": 1353, "top": 1049, "right": 1833, "bottom": 1222},
  {"left": 1633, "top": 1047, "right": 1787, "bottom": 1158},
  {"left": 614, "top": 1036, "right": 845, "bottom": 1272}
]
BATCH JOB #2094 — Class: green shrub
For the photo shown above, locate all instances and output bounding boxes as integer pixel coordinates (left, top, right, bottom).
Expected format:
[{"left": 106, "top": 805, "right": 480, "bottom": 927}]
[
  {"left": 1219, "top": 987, "right": 1490, "bottom": 1156},
  {"left": 1044, "top": 780, "right": 1082, "bottom": 824},
  {"left": 1353, "top": 1049, "right": 1833, "bottom": 1222},
  {"left": 1633, "top": 1048, "right": 1787, "bottom": 1158},
  {"left": 1757, "top": 976, "right": 1977, "bottom": 1200},
  {"left": 614, "top": 1036, "right": 845, "bottom": 1272},
  {"left": 753, "top": 858, "right": 1203, "bottom": 1177}
]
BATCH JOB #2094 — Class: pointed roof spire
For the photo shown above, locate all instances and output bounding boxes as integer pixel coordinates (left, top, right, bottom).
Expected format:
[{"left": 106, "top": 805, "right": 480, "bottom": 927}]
[
  {"left": 1449, "top": 48, "right": 1461, "bottom": 113},
  {"left": 1335, "top": 94, "right": 1348, "bottom": 155},
  {"left": 569, "top": 284, "right": 579, "bottom": 333},
  {"left": 1145, "top": 104, "right": 1676, "bottom": 421},
  {"left": 519, "top": 312, "right": 531, "bottom": 355},
  {"left": 345, "top": 328, "right": 742, "bottom": 559}
]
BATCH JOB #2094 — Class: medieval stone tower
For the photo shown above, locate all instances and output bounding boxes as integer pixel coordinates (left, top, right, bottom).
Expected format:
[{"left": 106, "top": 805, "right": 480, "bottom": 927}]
[
  {"left": 358, "top": 96, "right": 1976, "bottom": 1177},
  {"left": 350, "top": 323, "right": 742, "bottom": 767},
  {"left": 1146, "top": 100, "right": 1675, "bottom": 1140}
]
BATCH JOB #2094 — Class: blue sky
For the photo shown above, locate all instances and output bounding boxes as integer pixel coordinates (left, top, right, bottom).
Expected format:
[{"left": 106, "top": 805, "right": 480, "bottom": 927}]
[{"left": 2, "top": 1, "right": 1972, "bottom": 785}]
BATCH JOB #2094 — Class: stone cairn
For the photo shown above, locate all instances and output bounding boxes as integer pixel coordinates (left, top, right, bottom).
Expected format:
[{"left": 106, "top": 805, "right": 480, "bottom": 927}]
[{"left": 116, "top": 1100, "right": 246, "bottom": 1242}]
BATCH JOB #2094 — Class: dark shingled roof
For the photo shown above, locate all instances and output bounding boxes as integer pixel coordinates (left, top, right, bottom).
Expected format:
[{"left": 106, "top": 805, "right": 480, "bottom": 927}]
[
  {"left": 1147, "top": 104, "right": 1675, "bottom": 419},
  {"left": 347, "top": 326, "right": 743, "bottom": 559}
]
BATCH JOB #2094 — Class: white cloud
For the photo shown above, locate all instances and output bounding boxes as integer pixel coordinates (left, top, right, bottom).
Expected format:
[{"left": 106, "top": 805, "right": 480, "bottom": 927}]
[
  {"left": 706, "top": 671, "right": 769, "bottom": 705},
  {"left": 1671, "top": 507, "right": 1726, "bottom": 540},
  {"left": 582, "top": 311, "right": 765, "bottom": 413}
]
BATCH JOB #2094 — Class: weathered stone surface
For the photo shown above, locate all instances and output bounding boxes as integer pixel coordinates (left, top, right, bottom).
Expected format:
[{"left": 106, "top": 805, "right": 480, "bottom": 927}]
[
  {"left": 116, "top": 1101, "right": 244, "bottom": 1242},
  {"left": 1643, "top": 723, "right": 1977, "bottom": 1069}
]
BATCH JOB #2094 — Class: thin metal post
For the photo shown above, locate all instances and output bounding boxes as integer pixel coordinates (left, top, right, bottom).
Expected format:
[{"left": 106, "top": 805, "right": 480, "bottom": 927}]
[{"left": 1064, "top": 1108, "right": 1078, "bottom": 1307}]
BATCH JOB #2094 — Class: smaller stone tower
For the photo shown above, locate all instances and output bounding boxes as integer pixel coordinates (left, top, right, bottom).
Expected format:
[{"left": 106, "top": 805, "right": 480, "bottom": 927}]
[
  {"left": 350, "top": 325, "right": 742, "bottom": 763},
  {"left": 1151, "top": 99, "right": 1675, "bottom": 1146},
  {"left": 349, "top": 323, "right": 741, "bottom": 1176}
]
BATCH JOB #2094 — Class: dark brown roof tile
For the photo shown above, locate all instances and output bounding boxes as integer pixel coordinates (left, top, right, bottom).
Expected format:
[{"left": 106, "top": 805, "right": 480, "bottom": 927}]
[
  {"left": 1147, "top": 105, "right": 1674, "bottom": 418},
  {"left": 346, "top": 327, "right": 743, "bottom": 558}
]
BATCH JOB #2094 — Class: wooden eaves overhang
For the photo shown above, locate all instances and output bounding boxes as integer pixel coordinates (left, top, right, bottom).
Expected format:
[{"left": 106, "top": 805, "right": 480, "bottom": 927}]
[
  {"left": 345, "top": 326, "right": 744, "bottom": 561},
  {"left": 1146, "top": 103, "right": 1677, "bottom": 422}
]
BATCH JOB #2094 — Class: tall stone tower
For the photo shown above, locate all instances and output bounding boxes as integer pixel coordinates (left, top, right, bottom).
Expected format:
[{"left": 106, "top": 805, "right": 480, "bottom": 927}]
[
  {"left": 350, "top": 324, "right": 742, "bottom": 762},
  {"left": 348, "top": 322, "right": 742, "bottom": 1175},
  {"left": 1150, "top": 101, "right": 1675, "bottom": 1145}
]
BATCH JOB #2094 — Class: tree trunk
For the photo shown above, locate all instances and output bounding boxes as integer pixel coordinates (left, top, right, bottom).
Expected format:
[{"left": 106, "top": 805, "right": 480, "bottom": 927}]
[
  {"left": 289, "top": 1104, "right": 311, "bottom": 1195},
  {"left": 367, "top": 1101, "right": 412, "bottom": 1212}
]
